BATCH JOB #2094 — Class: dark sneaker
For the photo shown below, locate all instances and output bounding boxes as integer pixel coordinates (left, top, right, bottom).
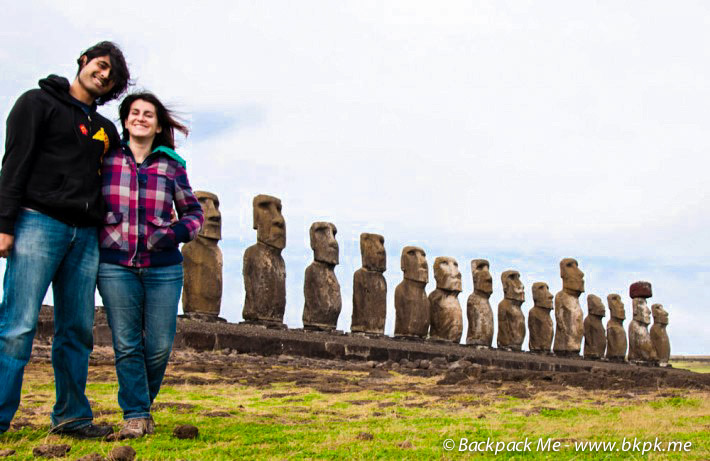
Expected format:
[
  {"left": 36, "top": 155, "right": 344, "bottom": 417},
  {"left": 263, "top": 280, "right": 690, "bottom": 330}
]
[{"left": 50, "top": 422, "right": 114, "bottom": 440}]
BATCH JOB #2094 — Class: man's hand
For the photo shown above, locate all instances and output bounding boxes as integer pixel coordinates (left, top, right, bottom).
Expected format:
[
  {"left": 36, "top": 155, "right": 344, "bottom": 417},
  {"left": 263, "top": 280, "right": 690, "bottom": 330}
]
[{"left": 0, "top": 233, "right": 14, "bottom": 258}]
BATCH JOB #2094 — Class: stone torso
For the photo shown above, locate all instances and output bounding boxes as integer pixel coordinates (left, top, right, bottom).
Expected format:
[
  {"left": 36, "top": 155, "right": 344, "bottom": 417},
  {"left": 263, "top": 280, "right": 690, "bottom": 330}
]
[
  {"left": 497, "top": 299, "right": 525, "bottom": 350},
  {"left": 650, "top": 324, "right": 670, "bottom": 364},
  {"left": 466, "top": 292, "right": 493, "bottom": 346},
  {"left": 303, "top": 261, "right": 342, "bottom": 330},
  {"left": 553, "top": 290, "right": 584, "bottom": 353},
  {"left": 583, "top": 315, "right": 606, "bottom": 359},
  {"left": 351, "top": 268, "right": 387, "bottom": 334},
  {"left": 605, "top": 318, "right": 627, "bottom": 359},
  {"left": 394, "top": 279, "right": 430, "bottom": 338},
  {"left": 428, "top": 289, "right": 463, "bottom": 342},
  {"left": 628, "top": 320, "right": 656, "bottom": 362},
  {"left": 242, "top": 242, "right": 286, "bottom": 324},
  {"left": 182, "top": 240, "right": 223, "bottom": 317},
  {"left": 527, "top": 306, "right": 553, "bottom": 352}
]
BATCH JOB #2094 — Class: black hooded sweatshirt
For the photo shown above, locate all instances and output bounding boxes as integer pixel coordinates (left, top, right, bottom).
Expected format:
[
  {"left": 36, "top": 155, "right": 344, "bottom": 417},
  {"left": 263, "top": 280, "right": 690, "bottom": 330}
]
[{"left": 0, "top": 75, "right": 120, "bottom": 234}]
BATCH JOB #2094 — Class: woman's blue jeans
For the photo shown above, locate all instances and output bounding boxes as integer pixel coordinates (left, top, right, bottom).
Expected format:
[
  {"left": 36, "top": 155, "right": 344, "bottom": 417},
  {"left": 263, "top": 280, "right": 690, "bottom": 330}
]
[
  {"left": 97, "top": 262, "right": 182, "bottom": 420},
  {"left": 0, "top": 209, "right": 98, "bottom": 432}
]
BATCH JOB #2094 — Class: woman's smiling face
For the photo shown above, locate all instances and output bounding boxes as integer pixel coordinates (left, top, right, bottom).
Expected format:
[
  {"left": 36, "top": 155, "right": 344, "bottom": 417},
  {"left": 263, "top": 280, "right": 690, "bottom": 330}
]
[{"left": 124, "top": 99, "right": 162, "bottom": 141}]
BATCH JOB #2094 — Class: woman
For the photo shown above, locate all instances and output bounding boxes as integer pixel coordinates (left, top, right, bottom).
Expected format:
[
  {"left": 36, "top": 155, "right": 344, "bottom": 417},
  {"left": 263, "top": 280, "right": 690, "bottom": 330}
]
[{"left": 97, "top": 92, "right": 203, "bottom": 439}]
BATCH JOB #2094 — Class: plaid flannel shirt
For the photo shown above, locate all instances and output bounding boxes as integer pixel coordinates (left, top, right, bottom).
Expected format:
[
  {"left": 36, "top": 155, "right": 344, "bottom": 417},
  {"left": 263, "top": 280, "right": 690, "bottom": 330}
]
[{"left": 99, "top": 143, "right": 204, "bottom": 267}]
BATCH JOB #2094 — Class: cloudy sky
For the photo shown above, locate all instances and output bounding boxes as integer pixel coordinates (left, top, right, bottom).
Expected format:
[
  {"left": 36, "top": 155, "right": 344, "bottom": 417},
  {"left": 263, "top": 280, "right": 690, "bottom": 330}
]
[{"left": 1, "top": 1, "right": 708, "bottom": 354}]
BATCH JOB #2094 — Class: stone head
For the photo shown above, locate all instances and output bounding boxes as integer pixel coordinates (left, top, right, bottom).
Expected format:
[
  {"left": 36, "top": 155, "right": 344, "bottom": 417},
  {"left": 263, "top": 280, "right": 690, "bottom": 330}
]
[
  {"left": 502, "top": 270, "right": 524, "bottom": 302},
  {"left": 471, "top": 259, "right": 493, "bottom": 296},
  {"left": 607, "top": 294, "right": 625, "bottom": 320},
  {"left": 310, "top": 222, "right": 339, "bottom": 265},
  {"left": 401, "top": 246, "right": 428, "bottom": 283},
  {"left": 652, "top": 303, "right": 668, "bottom": 325},
  {"left": 560, "top": 258, "right": 584, "bottom": 294},
  {"left": 632, "top": 298, "right": 651, "bottom": 324},
  {"left": 587, "top": 294, "right": 606, "bottom": 317},
  {"left": 253, "top": 194, "right": 286, "bottom": 249},
  {"left": 360, "top": 233, "right": 385, "bottom": 272},
  {"left": 532, "top": 282, "right": 553, "bottom": 309},
  {"left": 196, "top": 191, "right": 221, "bottom": 241},
  {"left": 434, "top": 256, "right": 462, "bottom": 292}
]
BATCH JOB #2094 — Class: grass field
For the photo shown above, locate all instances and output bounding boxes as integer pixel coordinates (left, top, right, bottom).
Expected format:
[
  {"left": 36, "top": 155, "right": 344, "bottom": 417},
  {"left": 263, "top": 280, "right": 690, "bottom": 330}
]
[{"left": 1, "top": 350, "right": 708, "bottom": 460}]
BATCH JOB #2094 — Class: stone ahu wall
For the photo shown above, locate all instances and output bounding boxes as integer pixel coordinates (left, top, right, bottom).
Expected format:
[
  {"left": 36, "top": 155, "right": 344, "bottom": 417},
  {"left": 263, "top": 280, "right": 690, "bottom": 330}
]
[{"left": 181, "top": 193, "right": 671, "bottom": 367}]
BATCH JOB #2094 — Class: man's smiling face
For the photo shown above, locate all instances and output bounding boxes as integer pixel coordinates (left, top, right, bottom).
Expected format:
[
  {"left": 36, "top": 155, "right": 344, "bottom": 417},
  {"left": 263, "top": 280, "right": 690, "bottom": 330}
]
[{"left": 77, "top": 55, "right": 115, "bottom": 98}]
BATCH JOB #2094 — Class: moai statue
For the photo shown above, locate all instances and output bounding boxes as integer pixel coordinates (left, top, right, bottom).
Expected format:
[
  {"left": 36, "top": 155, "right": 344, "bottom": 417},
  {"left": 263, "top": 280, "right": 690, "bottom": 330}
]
[
  {"left": 583, "top": 294, "right": 606, "bottom": 359},
  {"left": 650, "top": 303, "right": 670, "bottom": 366},
  {"left": 528, "top": 282, "right": 554, "bottom": 353},
  {"left": 628, "top": 281, "right": 657, "bottom": 363},
  {"left": 553, "top": 258, "right": 585, "bottom": 356},
  {"left": 242, "top": 194, "right": 286, "bottom": 327},
  {"left": 351, "top": 233, "right": 386, "bottom": 335},
  {"left": 605, "top": 294, "right": 627, "bottom": 362},
  {"left": 497, "top": 270, "right": 526, "bottom": 351},
  {"left": 303, "top": 222, "right": 342, "bottom": 331},
  {"left": 429, "top": 257, "right": 463, "bottom": 342},
  {"left": 466, "top": 259, "right": 494, "bottom": 347},
  {"left": 394, "top": 246, "right": 430, "bottom": 338},
  {"left": 182, "top": 191, "right": 224, "bottom": 321}
]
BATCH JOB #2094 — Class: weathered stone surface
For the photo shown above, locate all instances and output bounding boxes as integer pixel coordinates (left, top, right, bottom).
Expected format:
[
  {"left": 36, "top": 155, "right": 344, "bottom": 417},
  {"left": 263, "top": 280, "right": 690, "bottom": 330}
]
[
  {"left": 173, "top": 424, "right": 199, "bottom": 439},
  {"left": 109, "top": 446, "right": 136, "bottom": 461},
  {"left": 351, "top": 233, "right": 386, "bottom": 334},
  {"left": 629, "top": 281, "right": 652, "bottom": 299},
  {"left": 394, "top": 246, "right": 429, "bottom": 338},
  {"left": 583, "top": 294, "right": 606, "bottom": 359},
  {"left": 182, "top": 191, "right": 223, "bottom": 320},
  {"left": 528, "top": 282, "right": 554, "bottom": 353},
  {"left": 650, "top": 303, "right": 670, "bottom": 365},
  {"left": 497, "top": 270, "right": 525, "bottom": 351},
  {"left": 352, "top": 269, "right": 386, "bottom": 334},
  {"left": 554, "top": 258, "right": 584, "bottom": 355},
  {"left": 0, "top": 449, "right": 15, "bottom": 458},
  {"left": 606, "top": 293, "right": 627, "bottom": 360},
  {"left": 429, "top": 257, "right": 463, "bottom": 342},
  {"left": 303, "top": 222, "right": 341, "bottom": 331},
  {"left": 466, "top": 259, "right": 493, "bottom": 346},
  {"left": 33, "top": 444, "right": 70, "bottom": 458},
  {"left": 242, "top": 194, "right": 286, "bottom": 325},
  {"left": 628, "top": 296, "right": 656, "bottom": 362}
]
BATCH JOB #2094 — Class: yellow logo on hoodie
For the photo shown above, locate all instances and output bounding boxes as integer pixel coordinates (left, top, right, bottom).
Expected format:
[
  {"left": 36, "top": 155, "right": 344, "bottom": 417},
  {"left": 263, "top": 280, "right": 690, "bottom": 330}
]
[{"left": 92, "top": 127, "right": 110, "bottom": 154}]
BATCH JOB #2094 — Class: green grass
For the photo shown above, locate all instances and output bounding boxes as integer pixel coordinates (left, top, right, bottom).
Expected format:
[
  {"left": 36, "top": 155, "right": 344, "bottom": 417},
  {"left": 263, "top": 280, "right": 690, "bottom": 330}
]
[
  {"left": 670, "top": 360, "right": 710, "bottom": 374},
  {"left": 1, "top": 362, "right": 708, "bottom": 460}
]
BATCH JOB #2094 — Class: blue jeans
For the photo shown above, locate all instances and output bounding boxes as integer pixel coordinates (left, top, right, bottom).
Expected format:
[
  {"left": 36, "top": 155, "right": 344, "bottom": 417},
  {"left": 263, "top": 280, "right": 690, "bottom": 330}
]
[
  {"left": 0, "top": 209, "right": 98, "bottom": 432},
  {"left": 97, "top": 262, "right": 182, "bottom": 420}
]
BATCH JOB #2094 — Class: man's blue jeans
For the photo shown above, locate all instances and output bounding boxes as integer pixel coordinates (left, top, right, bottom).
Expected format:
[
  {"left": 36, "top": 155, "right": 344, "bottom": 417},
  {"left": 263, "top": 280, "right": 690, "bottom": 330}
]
[
  {"left": 97, "top": 262, "right": 182, "bottom": 420},
  {"left": 0, "top": 209, "right": 98, "bottom": 432}
]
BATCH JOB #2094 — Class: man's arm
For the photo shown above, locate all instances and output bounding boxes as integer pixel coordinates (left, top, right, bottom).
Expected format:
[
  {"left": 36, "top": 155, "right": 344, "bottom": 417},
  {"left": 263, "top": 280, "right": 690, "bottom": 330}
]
[{"left": 0, "top": 91, "right": 44, "bottom": 236}]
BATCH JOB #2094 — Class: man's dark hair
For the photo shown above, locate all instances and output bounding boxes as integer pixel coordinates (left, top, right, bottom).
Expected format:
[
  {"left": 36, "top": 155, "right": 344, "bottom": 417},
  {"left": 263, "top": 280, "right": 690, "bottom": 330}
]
[
  {"left": 119, "top": 92, "right": 189, "bottom": 149},
  {"left": 76, "top": 41, "right": 130, "bottom": 105}
]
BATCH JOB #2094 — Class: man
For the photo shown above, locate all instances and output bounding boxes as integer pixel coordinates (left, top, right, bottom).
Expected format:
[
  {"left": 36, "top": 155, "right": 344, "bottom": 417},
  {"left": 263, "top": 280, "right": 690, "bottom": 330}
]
[{"left": 0, "top": 41, "right": 130, "bottom": 438}]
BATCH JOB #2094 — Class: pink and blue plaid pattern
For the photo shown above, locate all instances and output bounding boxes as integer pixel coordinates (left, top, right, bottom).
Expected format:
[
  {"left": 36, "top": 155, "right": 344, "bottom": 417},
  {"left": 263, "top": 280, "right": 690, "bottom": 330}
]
[{"left": 99, "top": 144, "right": 203, "bottom": 267}]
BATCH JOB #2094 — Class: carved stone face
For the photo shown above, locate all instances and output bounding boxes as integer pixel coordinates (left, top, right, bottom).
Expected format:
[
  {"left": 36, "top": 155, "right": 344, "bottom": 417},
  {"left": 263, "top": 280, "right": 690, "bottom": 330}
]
[
  {"left": 587, "top": 294, "right": 606, "bottom": 317},
  {"left": 632, "top": 298, "right": 651, "bottom": 324},
  {"left": 196, "top": 191, "right": 221, "bottom": 241},
  {"left": 434, "top": 256, "right": 462, "bottom": 292},
  {"left": 310, "top": 222, "right": 338, "bottom": 265},
  {"left": 253, "top": 194, "right": 286, "bottom": 249},
  {"left": 652, "top": 303, "right": 668, "bottom": 325},
  {"left": 401, "top": 246, "right": 428, "bottom": 283},
  {"left": 471, "top": 259, "right": 493, "bottom": 295},
  {"left": 607, "top": 294, "right": 625, "bottom": 320},
  {"left": 360, "top": 233, "right": 385, "bottom": 272},
  {"left": 502, "top": 270, "right": 524, "bottom": 302},
  {"left": 560, "top": 258, "right": 584, "bottom": 294},
  {"left": 532, "top": 282, "right": 553, "bottom": 309}
]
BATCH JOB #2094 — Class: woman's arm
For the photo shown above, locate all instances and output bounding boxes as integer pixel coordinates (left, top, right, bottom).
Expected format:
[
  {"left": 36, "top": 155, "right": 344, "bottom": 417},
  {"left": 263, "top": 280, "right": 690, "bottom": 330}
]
[{"left": 171, "top": 166, "right": 204, "bottom": 243}]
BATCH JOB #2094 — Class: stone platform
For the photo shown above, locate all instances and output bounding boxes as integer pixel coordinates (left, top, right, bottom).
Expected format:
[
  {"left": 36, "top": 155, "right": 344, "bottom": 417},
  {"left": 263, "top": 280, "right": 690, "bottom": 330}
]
[{"left": 34, "top": 306, "right": 709, "bottom": 388}]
